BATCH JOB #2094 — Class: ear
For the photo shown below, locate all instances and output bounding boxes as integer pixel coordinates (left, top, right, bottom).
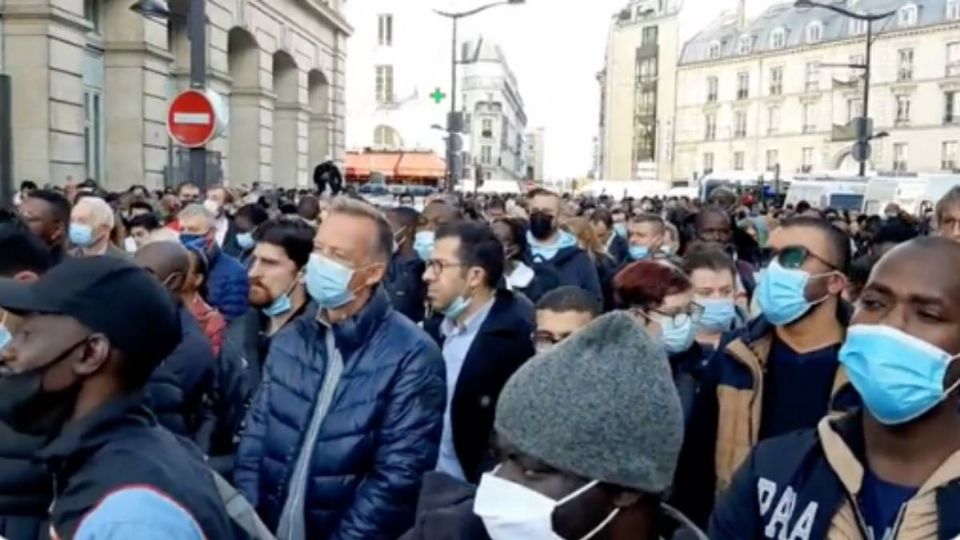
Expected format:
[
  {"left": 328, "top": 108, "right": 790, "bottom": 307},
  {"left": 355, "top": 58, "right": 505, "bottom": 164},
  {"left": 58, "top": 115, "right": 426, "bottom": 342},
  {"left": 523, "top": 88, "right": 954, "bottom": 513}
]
[
  {"left": 827, "top": 272, "right": 848, "bottom": 296},
  {"left": 164, "top": 271, "right": 187, "bottom": 294},
  {"left": 360, "top": 262, "right": 387, "bottom": 289},
  {"left": 73, "top": 336, "right": 111, "bottom": 376},
  {"left": 12, "top": 271, "right": 39, "bottom": 283}
]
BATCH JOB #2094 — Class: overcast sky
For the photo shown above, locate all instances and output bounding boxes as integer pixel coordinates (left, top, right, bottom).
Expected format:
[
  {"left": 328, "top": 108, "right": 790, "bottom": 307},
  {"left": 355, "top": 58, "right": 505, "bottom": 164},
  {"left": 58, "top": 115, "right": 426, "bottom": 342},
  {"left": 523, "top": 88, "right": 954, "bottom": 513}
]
[{"left": 444, "top": 0, "right": 784, "bottom": 179}]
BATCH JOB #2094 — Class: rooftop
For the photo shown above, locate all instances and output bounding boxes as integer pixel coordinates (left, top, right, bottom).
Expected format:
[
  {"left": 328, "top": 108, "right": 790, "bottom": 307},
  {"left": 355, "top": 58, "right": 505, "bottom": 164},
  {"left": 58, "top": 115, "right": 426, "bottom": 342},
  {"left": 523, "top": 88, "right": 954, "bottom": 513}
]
[{"left": 680, "top": 0, "right": 955, "bottom": 64}]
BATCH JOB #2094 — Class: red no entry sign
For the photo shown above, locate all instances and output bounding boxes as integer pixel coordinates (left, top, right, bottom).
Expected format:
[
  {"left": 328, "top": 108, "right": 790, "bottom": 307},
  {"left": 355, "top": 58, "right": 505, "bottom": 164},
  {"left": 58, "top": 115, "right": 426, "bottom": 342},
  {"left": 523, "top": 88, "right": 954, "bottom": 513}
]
[{"left": 167, "top": 89, "right": 224, "bottom": 148}]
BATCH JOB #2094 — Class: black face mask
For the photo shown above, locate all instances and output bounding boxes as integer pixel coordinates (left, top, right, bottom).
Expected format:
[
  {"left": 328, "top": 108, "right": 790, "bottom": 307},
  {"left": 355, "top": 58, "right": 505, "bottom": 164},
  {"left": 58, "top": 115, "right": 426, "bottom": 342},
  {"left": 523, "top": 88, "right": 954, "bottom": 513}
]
[
  {"left": 529, "top": 212, "right": 555, "bottom": 241},
  {"left": 0, "top": 339, "right": 88, "bottom": 437}
]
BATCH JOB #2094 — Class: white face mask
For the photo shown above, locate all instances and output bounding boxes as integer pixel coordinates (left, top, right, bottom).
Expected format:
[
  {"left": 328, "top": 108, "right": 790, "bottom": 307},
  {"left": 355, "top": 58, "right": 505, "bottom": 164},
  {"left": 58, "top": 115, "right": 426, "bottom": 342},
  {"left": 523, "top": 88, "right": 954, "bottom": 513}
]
[{"left": 473, "top": 472, "right": 619, "bottom": 540}]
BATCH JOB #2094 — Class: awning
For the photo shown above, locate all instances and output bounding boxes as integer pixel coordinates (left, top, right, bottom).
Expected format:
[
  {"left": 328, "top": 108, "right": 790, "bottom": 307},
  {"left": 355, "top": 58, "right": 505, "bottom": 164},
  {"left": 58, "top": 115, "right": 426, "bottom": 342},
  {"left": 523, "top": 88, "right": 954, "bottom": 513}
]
[
  {"left": 344, "top": 152, "right": 402, "bottom": 177},
  {"left": 397, "top": 152, "right": 446, "bottom": 178}
]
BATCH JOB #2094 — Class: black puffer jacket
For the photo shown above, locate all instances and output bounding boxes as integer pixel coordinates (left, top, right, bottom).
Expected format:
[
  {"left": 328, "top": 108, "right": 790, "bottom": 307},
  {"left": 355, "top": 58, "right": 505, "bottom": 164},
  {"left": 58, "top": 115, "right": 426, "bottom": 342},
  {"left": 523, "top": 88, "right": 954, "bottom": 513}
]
[
  {"left": 0, "top": 422, "right": 48, "bottom": 540},
  {"left": 146, "top": 307, "right": 216, "bottom": 439}
]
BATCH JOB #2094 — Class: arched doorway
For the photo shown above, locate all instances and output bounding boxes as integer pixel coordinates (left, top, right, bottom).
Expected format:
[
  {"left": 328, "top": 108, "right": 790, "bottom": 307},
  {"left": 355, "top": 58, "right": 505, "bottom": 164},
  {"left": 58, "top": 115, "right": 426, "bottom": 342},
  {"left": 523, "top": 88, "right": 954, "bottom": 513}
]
[
  {"left": 308, "top": 70, "right": 332, "bottom": 171},
  {"left": 227, "top": 28, "right": 262, "bottom": 185},
  {"left": 272, "top": 51, "right": 300, "bottom": 187}
]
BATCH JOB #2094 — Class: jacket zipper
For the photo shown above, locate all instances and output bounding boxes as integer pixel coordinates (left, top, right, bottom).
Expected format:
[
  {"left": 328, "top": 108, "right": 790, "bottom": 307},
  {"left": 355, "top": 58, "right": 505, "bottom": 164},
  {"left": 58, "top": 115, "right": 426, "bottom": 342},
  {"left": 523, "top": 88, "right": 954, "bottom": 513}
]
[{"left": 849, "top": 495, "right": 907, "bottom": 539}]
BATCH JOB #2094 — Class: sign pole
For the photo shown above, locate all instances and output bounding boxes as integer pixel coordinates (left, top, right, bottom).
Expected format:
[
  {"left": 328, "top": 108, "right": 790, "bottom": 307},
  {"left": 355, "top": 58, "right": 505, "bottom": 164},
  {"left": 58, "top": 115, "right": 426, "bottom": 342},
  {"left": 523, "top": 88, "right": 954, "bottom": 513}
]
[
  {"left": 0, "top": 75, "right": 12, "bottom": 209},
  {"left": 188, "top": 0, "right": 208, "bottom": 191}
]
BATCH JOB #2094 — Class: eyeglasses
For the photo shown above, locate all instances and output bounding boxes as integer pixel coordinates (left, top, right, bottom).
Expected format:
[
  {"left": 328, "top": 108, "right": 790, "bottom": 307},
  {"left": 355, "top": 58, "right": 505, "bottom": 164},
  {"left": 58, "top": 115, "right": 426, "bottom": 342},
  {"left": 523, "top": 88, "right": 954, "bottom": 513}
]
[
  {"left": 425, "top": 259, "right": 463, "bottom": 275},
  {"left": 630, "top": 304, "right": 704, "bottom": 326},
  {"left": 759, "top": 246, "right": 838, "bottom": 271}
]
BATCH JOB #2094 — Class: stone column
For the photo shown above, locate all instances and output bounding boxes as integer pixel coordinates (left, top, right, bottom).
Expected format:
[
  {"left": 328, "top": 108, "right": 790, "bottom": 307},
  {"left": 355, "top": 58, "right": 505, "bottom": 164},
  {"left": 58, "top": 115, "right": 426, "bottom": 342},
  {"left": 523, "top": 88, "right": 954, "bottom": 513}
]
[{"left": 2, "top": 0, "right": 88, "bottom": 184}]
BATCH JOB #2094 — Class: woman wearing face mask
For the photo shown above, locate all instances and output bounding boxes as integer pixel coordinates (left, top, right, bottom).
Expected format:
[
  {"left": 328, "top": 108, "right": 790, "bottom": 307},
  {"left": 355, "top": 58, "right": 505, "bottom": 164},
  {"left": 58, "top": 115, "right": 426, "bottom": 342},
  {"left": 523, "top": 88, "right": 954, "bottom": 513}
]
[
  {"left": 614, "top": 261, "right": 705, "bottom": 425},
  {"left": 683, "top": 247, "right": 747, "bottom": 355}
]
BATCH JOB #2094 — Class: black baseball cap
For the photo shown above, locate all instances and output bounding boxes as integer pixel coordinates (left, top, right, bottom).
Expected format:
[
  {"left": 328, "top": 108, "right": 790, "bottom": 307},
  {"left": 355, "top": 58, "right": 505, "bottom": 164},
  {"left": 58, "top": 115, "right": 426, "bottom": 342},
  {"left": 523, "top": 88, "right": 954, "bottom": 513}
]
[{"left": 0, "top": 256, "right": 181, "bottom": 370}]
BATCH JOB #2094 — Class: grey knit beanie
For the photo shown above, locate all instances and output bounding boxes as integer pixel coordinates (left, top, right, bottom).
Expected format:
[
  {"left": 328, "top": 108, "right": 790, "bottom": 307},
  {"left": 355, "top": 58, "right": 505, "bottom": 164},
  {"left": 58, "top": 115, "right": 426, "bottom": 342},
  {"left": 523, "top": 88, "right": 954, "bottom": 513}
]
[{"left": 494, "top": 311, "right": 684, "bottom": 494}]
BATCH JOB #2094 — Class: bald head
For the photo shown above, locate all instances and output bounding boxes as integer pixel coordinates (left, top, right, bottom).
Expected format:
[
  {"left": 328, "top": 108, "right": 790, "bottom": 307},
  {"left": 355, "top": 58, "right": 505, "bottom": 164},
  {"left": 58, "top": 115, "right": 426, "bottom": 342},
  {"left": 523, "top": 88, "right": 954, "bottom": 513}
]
[
  {"left": 421, "top": 202, "right": 461, "bottom": 231},
  {"left": 134, "top": 241, "right": 191, "bottom": 295}
]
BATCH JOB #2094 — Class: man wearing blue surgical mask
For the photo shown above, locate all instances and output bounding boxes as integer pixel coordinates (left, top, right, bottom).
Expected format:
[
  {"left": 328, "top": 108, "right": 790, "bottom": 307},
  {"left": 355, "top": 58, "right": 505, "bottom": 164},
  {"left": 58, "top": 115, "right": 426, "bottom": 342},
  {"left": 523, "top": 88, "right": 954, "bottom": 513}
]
[
  {"left": 671, "top": 216, "right": 857, "bottom": 527},
  {"left": 234, "top": 197, "right": 445, "bottom": 539},
  {"left": 523, "top": 189, "right": 602, "bottom": 305},
  {"left": 626, "top": 213, "right": 665, "bottom": 261},
  {"left": 684, "top": 247, "right": 747, "bottom": 356},
  {"left": 421, "top": 221, "right": 534, "bottom": 484},
  {"left": 712, "top": 237, "right": 960, "bottom": 540},
  {"left": 69, "top": 196, "right": 127, "bottom": 259},
  {"left": 413, "top": 201, "right": 461, "bottom": 263},
  {"left": 0, "top": 217, "right": 53, "bottom": 540},
  {"left": 211, "top": 217, "right": 314, "bottom": 472}
]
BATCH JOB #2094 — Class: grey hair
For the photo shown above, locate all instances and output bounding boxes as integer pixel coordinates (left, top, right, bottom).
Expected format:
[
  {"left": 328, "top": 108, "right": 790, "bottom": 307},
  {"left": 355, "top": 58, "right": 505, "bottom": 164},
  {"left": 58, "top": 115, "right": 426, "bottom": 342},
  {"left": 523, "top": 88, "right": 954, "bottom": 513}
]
[
  {"left": 327, "top": 197, "right": 393, "bottom": 262},
  {"left": 74, "top": 196, "right": 115, "bottom": 229},
  {"left": 178, "top": 203, "right": 216, "bottom": 230},
  {"left": 936, "top": 186, "right": 960, "bottom": 224}
]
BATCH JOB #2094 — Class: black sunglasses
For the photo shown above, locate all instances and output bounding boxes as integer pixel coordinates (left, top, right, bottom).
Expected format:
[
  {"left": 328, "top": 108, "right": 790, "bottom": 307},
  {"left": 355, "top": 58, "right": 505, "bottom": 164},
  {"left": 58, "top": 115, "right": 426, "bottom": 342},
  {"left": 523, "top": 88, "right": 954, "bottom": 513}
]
[{"left": 759, "top": 246, "right": 838, "bottom": 271}]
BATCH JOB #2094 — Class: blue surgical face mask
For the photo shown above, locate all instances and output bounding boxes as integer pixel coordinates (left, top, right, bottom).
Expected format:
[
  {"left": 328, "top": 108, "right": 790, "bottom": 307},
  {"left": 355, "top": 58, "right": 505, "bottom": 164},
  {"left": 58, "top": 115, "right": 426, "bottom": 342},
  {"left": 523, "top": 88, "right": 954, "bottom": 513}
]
[
  {"left": 654, "top": 313, "right": 696, "bottom": 354},
  {"left": 613, "top": 223, "right": 628, "bottom": 238},
  {"left": 262, "top": 272, "right": 302, "bottom": 317},
  {"left": 305, "top": 253, "right": 357, "bottom": 309},
  {"left": 697, "top": 297, "right": 736, "bottom": 332},
  {"left": 180, "top": 233, "right": 208, "bottom": 252},
  {"left": 442, "top": 283, "right": 474, "bottom": 321},
  {"left": 0, "top": 314, "right": 10, "bottom": 352},
  {"left": 840, "top": 324, "right": 960, "bottom": 425},
  {"left": 69, "top": 223, "right": 94, "bottom": 248},
  {"left": 414, "top": 231, "right": 435, "bottom": 261},
  {"left": 755, "top": 260, "right": 832, "bottom": 326},
  {"left": 628, "top": 245, "right": 649, "bottom": 261},
  {"left": 236, "top": 232, "right": 255, "bottom": 251}
]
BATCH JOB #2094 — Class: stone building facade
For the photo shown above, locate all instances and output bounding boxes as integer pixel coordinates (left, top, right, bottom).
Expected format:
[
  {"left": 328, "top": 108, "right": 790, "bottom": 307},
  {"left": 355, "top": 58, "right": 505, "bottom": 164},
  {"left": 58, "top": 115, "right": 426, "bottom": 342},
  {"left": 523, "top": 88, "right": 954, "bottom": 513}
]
[{"left": 0, "top": 0, "right": 350, "bottom": 190}]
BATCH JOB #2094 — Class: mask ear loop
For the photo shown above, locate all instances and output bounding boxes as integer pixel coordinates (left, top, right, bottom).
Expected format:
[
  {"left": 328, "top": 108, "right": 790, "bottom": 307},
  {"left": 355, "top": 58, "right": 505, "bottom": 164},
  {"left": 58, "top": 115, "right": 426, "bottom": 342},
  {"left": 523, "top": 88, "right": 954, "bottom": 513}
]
[
  {"left": 805, "top": 270, "right": 843, "bottom": 307},
  {"left": 554, "top": 480, "right": 621, "bottom": 540}
]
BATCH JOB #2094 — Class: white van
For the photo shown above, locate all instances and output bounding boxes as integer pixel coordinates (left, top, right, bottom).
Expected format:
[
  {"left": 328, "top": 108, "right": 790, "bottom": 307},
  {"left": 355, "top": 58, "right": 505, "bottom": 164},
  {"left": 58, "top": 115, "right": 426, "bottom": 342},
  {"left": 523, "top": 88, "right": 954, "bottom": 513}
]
[
  {"left": 861, "top": 177, "right": 903, "bottom": 215},
  {"left": 785, "top": 179, "right": 868, "bottom": 211},
  {"left": 891, "top": 174, "right": 960, "bottom": 215}
]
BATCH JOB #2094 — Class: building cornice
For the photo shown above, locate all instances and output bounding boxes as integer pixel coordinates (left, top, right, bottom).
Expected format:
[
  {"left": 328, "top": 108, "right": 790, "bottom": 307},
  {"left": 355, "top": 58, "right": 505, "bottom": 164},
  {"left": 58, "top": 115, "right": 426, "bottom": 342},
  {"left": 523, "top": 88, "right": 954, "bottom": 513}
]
[
  {"left": 679, "top": 20, "right": 960, "bottom": 70},
  {"left": 295, "top": 0, "right": 353, "bottom": 36}
]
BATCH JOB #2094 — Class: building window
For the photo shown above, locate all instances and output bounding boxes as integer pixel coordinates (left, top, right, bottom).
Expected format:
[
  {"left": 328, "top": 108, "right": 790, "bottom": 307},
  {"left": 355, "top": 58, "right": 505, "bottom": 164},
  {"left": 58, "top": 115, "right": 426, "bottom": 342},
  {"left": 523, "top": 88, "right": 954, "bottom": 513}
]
[
  {"left": 806, "top": 21, "right": 823, "bottom": 44},
  {"left": 703, "top": 152, "right": 714, "bottom": 173},
  {"left": 642, "top": 26, "right": 658, "bottom": 46},
  {"left": 373, "top": 125, "right": 401, "bottom": 147},
  {"left": 897, "top": 49, "right": 914, "bottom": 81},
  {"left": 84, "top": 0, "right": 102, "bottom": 33},
  {"left": 734, "top": 110, "right": 747, "bottom": 138},
  {"left": 706, "top": 76, "right": 718, "bottom": 102},
  {"left": 766, "top": 149, "right": 779, "bottom": 171},
  {"left": 943, "top": 141, "right": 958, "bottom": 170},
  {"left": 950, "top": 0, "right": 960, "bottom": 20},
  {"left": 738, "top": 34, "right": 753, "bottom": 55},
  {"left": 805, "top": 62, "right": 820, "bottom": 92},
  {"left": 895, "top": 95, "right": 912, "bottom": 125},
  {"left": 375, "top": 65, "right": 394, "bottom": 104},
  {"left": 802, "top": 147, "right": 814, "bottom": 171},
  {"left": 83, "top": 89, "right": 104, "bottom": 182},
  {"left": 481, "top": 145, "right": 493, "bottom": 165},
  {"left": 849, "top": 19, "right": 868, "bottom": 36},
  {"left": 802, "top": 103, "right": 817, "bottom": 133},
  {"left": 947, "top": 91, "right": 960, "bottom": 124},
  {"left": 769, "top": 28, "right": 786, "bottom": 50},
  {"left": 733, "top": 151, "right": 745, "bottom": 171},
  {"left": 377, "top": 14, "right": 393, "bottom": 46},
  {"left": 948, "top": 43, "right": 960, "bottom": 77},
  {"left": 847, "top": 98, "right": 864, "bottom": 122},
  {"left": 481, "top": 118, "right": 493, "bottom": 138},
  {"left": 708, "top": 41, "right": 721, "bottom": 59},
  {"left": 898, "top": 4, "right": 918, "bottom": 26},
  {"left": 737, "top": 71, "right": 749, "bottom": 100},
  {"left": 893, "top": 143, "right": 908, "bottom": 172},
  {"left": 769, "top": 67, "right": 783, "bottom": 96},
  {"left": 767, "top": 105, "right": 780, "bottom": 135},
  {"left": 637, "top": 57, "right": 658, "bottom": 84},
  {"left": 704, "top": 113, "right": 717, "bottom": 141},
  {"left": 637, "top": 89, "right": 656, "bottom": 116}
]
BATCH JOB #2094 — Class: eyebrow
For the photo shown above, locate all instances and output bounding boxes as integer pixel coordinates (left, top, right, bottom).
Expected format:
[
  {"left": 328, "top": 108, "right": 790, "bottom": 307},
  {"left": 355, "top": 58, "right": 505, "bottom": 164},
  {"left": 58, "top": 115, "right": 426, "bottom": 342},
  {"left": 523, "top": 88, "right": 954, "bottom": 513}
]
[{"left": 866, "top": 281, "right": 946, "bottom": 306}]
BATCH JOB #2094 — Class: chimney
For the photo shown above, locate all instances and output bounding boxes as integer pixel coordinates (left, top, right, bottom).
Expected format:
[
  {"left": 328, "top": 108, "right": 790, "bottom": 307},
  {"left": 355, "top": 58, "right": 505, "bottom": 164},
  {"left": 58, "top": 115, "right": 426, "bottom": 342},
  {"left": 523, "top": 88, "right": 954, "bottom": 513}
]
[{"left": 737, "top": 0, "right": 747, "bottom": 30}]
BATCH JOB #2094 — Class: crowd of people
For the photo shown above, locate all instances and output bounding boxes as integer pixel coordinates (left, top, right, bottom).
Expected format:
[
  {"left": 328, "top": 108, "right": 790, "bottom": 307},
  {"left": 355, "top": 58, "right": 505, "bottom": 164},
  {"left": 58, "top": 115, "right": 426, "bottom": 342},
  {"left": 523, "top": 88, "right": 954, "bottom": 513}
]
[{"left": 0, "top": 175, "right": 960, "bottom": 539}]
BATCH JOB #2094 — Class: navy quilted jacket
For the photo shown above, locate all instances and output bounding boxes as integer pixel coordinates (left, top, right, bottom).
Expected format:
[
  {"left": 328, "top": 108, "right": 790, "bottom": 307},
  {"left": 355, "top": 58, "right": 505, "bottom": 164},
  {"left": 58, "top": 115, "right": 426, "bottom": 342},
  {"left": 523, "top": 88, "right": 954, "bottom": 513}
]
[
  {"left": 233, "top": 287, "right": 446, "bottom": 539},
  {"left": 206, "top": 247, "right": 250, "bottom": 323}
]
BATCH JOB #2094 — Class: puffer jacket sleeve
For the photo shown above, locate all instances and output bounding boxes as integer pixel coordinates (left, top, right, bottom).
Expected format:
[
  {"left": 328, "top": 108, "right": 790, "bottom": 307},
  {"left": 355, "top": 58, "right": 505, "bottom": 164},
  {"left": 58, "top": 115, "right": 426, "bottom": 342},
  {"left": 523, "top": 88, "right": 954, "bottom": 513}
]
[
  {"left": 331, "top": 339, "right": 446, "bottom": 540},
  {"left": 233, "top": 374, "right": 271, "bottom": 508},
  {"left": 217, "top": 266, "right": 250, "bottom": 323}
]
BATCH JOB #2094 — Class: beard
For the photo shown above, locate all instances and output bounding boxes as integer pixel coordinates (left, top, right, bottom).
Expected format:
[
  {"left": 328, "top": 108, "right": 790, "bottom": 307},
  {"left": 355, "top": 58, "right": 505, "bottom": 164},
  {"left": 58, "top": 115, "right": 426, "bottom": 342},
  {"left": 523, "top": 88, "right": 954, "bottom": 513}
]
[{"left": 248, "top": 284, "right": 273, "bottom": 308}]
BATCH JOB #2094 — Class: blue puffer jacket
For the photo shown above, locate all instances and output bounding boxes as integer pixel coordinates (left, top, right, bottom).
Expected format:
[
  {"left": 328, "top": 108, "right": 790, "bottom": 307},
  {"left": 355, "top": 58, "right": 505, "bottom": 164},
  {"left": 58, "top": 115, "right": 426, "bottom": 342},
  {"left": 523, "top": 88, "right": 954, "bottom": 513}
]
[
  {"left": 205, "top": 247, "right": 250, "bottom": 323},
  {"left": 234, "top": 287, "right": 446, "bottom": 539}
]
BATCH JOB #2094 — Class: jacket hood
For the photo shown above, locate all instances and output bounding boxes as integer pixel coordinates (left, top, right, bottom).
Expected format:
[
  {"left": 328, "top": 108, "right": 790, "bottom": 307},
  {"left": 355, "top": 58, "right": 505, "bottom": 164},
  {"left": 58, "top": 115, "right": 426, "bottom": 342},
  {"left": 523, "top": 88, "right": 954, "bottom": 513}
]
[{"left": 819, "top": 412, "right": 960, "bottom": 498}]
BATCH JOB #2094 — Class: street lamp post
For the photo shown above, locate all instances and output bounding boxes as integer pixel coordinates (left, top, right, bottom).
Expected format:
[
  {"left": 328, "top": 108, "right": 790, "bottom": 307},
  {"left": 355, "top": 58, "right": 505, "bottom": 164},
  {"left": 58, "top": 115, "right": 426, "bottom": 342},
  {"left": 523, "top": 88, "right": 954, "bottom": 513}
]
[
  {"left": 795, "top": 0, "right": 895, "bottom": 177},
  {"left": 131, "top": 0, "right": 208, "bottom": 191},
  {"left": 434, "top": 0, "right": 524, "bottom": 192}
]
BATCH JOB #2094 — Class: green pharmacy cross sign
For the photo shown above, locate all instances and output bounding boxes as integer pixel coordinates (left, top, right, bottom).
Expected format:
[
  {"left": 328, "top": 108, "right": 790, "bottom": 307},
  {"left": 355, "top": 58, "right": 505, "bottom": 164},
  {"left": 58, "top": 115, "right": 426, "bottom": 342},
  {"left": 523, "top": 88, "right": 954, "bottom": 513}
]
[{"left": 430, "top": 88, "right": 447, "bottom": 104}]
